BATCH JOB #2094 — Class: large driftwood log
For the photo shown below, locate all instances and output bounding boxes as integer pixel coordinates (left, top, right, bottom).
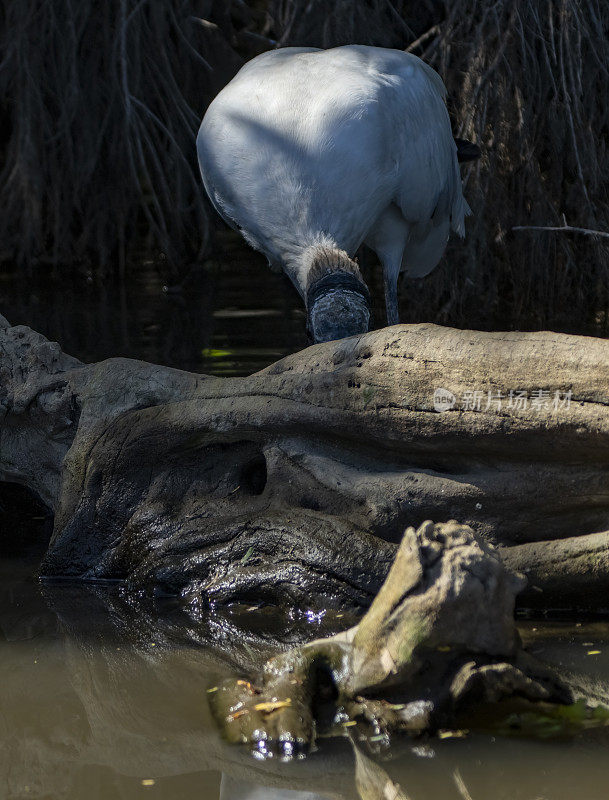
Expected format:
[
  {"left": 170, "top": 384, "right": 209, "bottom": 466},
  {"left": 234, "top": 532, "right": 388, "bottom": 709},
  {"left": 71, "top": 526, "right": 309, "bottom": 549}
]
[{"left": 1, "top": 313, "right": 609, "bottom": 608}]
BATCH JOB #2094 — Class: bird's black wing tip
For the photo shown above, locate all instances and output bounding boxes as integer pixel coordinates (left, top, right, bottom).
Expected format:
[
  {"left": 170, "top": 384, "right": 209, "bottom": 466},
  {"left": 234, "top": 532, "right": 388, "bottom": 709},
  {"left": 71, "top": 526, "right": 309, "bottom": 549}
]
[{"left": 454, "top": 138, "right": 481, "bottom": 162}]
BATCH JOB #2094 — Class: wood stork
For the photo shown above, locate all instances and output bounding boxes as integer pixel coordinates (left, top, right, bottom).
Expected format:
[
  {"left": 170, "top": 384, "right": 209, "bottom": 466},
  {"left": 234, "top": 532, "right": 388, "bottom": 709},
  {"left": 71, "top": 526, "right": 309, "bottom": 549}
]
[{"left": 197, "top": 45, "right": 473, "bottom": 343}]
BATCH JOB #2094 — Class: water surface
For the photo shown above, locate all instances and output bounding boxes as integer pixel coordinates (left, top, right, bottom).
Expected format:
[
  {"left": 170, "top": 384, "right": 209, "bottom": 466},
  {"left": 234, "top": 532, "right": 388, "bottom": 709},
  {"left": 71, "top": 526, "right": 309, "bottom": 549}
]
[
  {"left": 1, "top": 234, "right": 308, "bottom": 376},
  {"left": 3, "top": 547, "right": 609, "bottom": 800}
]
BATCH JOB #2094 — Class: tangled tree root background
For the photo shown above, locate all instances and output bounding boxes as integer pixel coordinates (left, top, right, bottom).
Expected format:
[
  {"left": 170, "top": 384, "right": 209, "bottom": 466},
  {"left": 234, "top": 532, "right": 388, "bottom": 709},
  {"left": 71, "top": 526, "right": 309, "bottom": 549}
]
[{"left": 1, "top": 0, "right": 608, "bottom": 332}]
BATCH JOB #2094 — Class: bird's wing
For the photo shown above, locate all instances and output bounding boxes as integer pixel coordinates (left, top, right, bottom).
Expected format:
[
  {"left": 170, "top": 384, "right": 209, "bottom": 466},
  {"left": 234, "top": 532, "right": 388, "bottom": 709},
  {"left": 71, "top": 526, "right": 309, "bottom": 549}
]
[{"left": 385, "top": 53, "right": 470, "bottom": 237}]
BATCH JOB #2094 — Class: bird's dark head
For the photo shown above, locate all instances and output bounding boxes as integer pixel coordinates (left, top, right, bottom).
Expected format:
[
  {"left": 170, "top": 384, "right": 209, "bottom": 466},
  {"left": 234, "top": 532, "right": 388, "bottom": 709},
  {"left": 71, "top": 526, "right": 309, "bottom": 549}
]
[{"left": 305, "top": 249, "right": 370, "bottom": 344}]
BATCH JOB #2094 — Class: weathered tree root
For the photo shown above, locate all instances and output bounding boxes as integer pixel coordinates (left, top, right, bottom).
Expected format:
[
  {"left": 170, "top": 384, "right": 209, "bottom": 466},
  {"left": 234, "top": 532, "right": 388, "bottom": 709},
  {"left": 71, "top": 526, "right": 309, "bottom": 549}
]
[
  {"left": 3, "top": 315, "right": 609, "bottom": 610},
  {"left": 209, "top": 521, "right": 572, "bottom": 758}
]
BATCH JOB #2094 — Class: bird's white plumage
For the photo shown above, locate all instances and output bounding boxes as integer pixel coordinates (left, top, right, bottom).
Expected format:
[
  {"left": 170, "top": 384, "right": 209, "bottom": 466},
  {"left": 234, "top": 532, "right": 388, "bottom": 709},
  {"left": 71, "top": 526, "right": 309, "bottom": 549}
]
[{"left": 197, "top": 45, "right": 469, "bottom": 319}]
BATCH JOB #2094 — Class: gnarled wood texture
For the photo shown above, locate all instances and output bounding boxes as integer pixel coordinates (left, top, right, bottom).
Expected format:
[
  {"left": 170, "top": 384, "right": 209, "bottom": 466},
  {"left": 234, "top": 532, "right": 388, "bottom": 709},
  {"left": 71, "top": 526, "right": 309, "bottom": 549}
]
[{"left": 1, "top": 313, "right": 609, "bottom": 608}]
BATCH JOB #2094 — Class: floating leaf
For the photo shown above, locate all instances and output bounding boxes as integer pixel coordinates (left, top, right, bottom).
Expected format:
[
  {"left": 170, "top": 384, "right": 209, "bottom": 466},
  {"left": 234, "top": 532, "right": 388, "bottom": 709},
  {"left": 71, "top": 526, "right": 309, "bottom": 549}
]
[
  {"left": 227, "top": 709, "right": 249, "bottom": 721},
  {"left": 438, "top": 729, "right": 468, "bottom": 739},
  {"left": 253, "top": 699, "right": 292, "bottom": 713}
]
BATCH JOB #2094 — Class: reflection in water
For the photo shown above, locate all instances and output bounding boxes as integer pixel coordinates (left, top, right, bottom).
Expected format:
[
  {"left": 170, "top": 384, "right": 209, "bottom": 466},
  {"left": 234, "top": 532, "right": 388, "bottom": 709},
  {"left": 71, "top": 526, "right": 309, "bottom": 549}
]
[
  {"left": 0, "top": 232, "right": 395, "bottom": 377},
  {"left": 0, "top": 233, "right": 310, "bottom": 377},
  {"left": 352, "top": 745, "right": 409, "bottom": 800},
  {"left": 3, "top": 551, "right": 609, "bottom": 800},
  {"left": 220, "top": 775, "right": 330, "bottom": 800}
]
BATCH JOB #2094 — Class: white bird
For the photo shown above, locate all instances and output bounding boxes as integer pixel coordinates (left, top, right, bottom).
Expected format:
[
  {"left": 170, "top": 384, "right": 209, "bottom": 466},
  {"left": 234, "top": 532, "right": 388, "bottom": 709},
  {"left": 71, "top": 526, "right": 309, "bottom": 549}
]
[{"left": 197, "top": 45, "right": 472, "bottom": 343}]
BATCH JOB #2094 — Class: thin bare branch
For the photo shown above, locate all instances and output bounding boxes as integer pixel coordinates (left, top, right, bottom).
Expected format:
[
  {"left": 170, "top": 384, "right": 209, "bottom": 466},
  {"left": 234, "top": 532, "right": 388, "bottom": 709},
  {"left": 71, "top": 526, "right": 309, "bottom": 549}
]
[{"left": 513, "top": 225, "right": 609, "bottom": 239}]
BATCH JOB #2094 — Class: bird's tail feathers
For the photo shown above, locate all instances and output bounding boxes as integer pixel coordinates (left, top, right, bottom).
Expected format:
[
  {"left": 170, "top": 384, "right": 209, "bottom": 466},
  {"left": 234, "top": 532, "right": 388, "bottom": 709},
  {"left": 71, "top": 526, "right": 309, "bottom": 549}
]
[{"left": 450, "top": 160, "right": 472, "bottom": 238}]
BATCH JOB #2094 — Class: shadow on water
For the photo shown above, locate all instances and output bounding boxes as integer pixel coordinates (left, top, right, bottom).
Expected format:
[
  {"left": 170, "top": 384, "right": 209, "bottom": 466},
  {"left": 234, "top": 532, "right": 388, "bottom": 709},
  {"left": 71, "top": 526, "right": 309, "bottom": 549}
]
[{"left": 3, "top": 241, "right": 609, "bottom": 798}]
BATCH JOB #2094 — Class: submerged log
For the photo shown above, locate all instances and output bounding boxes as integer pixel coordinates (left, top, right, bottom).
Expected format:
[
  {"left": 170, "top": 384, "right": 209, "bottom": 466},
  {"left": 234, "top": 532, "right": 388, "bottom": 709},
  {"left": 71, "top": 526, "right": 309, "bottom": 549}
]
[
  {"left": 2, "top": 313, "right": 609, "bottom": 608},
  {"left": 210, "top": 521, "right": 573, "bottom": 758}
]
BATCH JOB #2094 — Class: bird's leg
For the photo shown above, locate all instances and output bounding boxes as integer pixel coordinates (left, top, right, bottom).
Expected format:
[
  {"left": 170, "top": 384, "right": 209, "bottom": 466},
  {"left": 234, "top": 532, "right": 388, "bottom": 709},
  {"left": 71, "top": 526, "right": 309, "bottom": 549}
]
[
  {"left": 383, "top": 270, "right": 400, "bottom": 327},
  {"left": 364, "top": 206, "right": 407, "bottom": 328}
]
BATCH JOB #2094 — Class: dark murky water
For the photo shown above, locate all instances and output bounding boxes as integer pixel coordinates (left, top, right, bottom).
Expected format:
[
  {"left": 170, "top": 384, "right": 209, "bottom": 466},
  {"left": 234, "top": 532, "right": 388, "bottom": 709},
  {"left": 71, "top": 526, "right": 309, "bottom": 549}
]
[
  {"left": 4, "top": 546, "right": 609, "bottom": 800},
  {"left": 0, "top": 232, "right": 395, "bottom": 377},
  {"left": 0, "top": 233, "right": 309, "bottom": 377},
  {"left": 3, "top": 242, "right": 609, "bottom": 798}
]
